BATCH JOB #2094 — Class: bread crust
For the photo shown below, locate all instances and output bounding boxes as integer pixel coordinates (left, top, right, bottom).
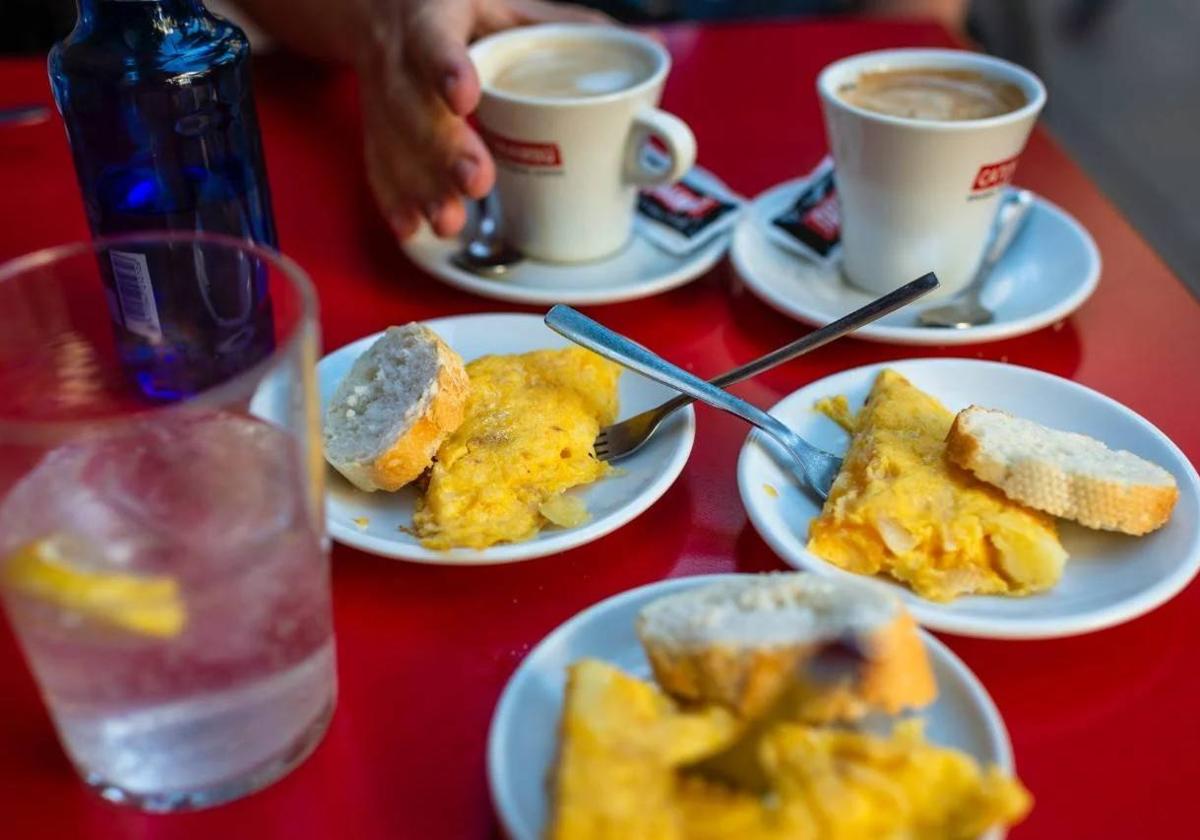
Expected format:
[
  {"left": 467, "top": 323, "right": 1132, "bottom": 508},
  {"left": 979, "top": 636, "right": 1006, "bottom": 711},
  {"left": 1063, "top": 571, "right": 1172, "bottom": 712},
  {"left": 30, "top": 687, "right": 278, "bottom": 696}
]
[
  {"left": 330, "top": 330, "right": 470, "bottom": 492},
  {"left": 947, "top": 407, "right": 1178, "bottom": 535},
  {"left": 944, "top": 412, "right": 984, "bottom": 478},
  {"left": 861, "top": 610, "right": 937, "bottom": 714},
  {"left": 367, "top": 335, "right": 469, "bottom": 491},
  {"left": 638, "top": 606, "right": 936, "bottom": 721}
]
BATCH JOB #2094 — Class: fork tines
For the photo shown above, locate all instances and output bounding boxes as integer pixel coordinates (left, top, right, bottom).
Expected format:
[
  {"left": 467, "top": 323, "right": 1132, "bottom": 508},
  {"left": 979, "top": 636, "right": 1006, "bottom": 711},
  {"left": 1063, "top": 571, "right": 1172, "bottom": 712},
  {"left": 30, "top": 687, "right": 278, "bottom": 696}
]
[{"left": 593, "top": 432, "right": 612, "bottom": 462}]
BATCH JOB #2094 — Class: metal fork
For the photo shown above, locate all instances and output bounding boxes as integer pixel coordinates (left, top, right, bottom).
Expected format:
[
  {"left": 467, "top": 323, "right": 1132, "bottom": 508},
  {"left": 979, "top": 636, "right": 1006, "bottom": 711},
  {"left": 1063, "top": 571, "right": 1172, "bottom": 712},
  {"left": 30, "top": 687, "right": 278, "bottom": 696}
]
[
  {"left": 544, "top": 305, "right": 845, "bottom": 500},
  {"left": 584, "top": 272, "right": 938, "bottom": 462}
]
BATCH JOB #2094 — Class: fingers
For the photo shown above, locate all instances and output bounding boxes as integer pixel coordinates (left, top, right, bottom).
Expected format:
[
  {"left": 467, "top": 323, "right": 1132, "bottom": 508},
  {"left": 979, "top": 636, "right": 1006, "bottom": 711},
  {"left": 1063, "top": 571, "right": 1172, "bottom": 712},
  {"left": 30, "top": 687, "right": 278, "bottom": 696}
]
[
  {"left": 452, "top": 127, "right": 496, "bottom": 199},
  {"left": 431, "top": 122, "right": 493, "bottom": 233},
  {"left": 368, "top": 162, "right": 422, "bottom": 242},
  {"left": 390, "top": 206, "right": 423, "bottom": 240},
  {"left": 424, "top": 194, "right": 467, "bottom": 238},
  {"left": 366, "top": 0, "right": 623, "bottom": 243},
  {"left": 364, "top": 123, "right": 417, "bottom": 239},
  {"left": 360, "top": 66, "right": 495, "bottom": 242},
  {"left": 404, "top": 0, "right": 613, "bottom": 111},
  {"left": 404, "top": 0, "right": 481, "bottom": 116},
  {"left": 502, "top": 0, "right": 615, "bottom": 26}
]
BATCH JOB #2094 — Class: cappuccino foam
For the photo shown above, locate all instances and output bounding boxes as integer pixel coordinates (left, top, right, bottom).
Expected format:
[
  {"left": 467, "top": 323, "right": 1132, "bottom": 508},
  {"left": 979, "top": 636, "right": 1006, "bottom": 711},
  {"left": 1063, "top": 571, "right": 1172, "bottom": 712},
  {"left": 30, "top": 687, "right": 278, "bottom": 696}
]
[
  {"left": 839, "top": 68, "right": 1026, "bottom": 121},
  {"left": 490, "top": 42, "right": 655, "bottom": 99}
]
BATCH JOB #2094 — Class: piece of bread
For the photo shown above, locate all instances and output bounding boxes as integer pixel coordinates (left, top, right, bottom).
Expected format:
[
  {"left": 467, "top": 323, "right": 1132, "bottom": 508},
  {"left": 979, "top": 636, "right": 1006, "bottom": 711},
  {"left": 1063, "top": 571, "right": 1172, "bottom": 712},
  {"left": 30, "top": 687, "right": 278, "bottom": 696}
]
[
  {"left": 323, "top": 324, "right": 469, "bottom": 492},
  {"left": 636, "top": 573, "right": 936, "bottom": 722},
  {"left": 946, "top": 406, "right": 1178, "bottom": 535}
]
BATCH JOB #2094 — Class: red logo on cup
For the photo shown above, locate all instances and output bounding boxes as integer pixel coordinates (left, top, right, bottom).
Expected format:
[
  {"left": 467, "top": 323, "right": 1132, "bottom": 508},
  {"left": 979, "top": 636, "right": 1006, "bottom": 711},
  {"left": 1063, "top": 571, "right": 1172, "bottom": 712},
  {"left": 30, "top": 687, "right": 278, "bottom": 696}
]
[
  {"left": 972, "top": 155, "right": 1020, "bottom": 192},
  {"left": 482, "top": 130, "right": 562, "bottom": 168}
]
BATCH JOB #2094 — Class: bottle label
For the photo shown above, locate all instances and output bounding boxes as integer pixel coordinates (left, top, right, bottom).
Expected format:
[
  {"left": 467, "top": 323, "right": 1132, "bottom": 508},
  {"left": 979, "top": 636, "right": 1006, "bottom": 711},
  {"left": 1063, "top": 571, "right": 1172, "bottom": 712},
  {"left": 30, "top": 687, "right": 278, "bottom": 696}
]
[{"left": 109, "top": 250, "right": 163, "bottom": 342}]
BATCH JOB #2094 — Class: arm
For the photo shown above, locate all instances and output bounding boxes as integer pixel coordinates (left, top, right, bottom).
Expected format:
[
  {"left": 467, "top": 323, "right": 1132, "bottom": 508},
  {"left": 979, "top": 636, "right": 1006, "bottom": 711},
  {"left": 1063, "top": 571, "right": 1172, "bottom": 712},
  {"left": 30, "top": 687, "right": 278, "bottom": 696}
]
[
  {"left": 229, "top": 0, "right": 367, "bottom": 63},
  {"left": 227, "top": 0, "right": 608, "bottom": 239}
]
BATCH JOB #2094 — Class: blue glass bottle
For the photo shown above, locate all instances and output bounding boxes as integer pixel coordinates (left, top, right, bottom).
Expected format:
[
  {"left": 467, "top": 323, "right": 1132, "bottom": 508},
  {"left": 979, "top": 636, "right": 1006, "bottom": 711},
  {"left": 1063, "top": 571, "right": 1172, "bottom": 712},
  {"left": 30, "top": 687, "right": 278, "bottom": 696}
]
[{"left": 49, "top": 0, "right": 277, "bottom": 400}]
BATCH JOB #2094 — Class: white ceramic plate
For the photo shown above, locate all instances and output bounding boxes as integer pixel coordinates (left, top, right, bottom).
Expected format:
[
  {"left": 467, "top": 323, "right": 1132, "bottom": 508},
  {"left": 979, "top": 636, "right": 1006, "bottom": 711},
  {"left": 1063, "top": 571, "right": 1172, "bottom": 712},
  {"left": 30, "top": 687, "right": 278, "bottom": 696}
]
[
  {"left": 487, "top": 574, "right": 1015, "bottom": 840},
  {"left": 737, "top": 359, "right": 1200, "bottom": 638},
  {"left": 730, "top": 181, "right": 1100, "bottom": 345},
  {"left": 402, "top": 223, "right": 726, "bottom": 306},
  {"left": 317, "top": 314, "right": 694, "bottom": 564}
]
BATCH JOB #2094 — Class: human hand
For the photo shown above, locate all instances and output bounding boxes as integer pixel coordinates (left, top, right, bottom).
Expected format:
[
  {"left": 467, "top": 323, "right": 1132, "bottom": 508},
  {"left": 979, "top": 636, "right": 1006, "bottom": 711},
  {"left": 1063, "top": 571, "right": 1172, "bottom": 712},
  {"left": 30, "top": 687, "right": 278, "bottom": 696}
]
[{"left": 356, "top": 0, "right": 611, "bottom": 241}]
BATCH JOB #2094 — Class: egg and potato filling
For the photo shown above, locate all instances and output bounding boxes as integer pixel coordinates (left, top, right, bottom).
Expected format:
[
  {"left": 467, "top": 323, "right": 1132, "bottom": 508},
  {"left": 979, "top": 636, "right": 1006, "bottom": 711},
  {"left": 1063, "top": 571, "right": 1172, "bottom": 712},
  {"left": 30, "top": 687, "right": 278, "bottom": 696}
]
[
  {"left": 550, "top": 659, "right": 1031, "bottom": 840},
  {"left": 807, "top": 370, "right": 1067, "bottom": 602},
  {"left": 414, "top": 348, "right": 620, "bottom": 550}
]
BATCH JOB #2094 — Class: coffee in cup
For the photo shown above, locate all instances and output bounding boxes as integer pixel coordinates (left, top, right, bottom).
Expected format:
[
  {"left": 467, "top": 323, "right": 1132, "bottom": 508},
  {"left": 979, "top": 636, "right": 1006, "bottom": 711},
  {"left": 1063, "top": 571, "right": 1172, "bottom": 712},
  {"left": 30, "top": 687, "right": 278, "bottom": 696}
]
[
  {"left": 838, "top": 68, "right": 1027, "bottom": 122},
  {"left": 470, "top": 25, "right": 697, "bottom": 264},
  {"left": 817, "top": 49, "right": 1046, "bottom": 298},
  {"left": 489, "top": 42, "right": 656, "bottom": 99}
]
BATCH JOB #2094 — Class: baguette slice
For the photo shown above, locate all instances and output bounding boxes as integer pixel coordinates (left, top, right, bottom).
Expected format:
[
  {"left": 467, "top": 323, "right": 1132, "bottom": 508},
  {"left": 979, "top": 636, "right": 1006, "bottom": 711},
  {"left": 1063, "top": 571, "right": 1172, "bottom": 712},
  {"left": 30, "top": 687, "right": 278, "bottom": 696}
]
[
  {"left": 946, "top": 406, "right": 1178, "bottom": 535},
  {"left": 323, "top": 324, "right": 469, "bottom": 492},
  {"left": 636, "top": 573, "right": 935, "bottom": 722}
]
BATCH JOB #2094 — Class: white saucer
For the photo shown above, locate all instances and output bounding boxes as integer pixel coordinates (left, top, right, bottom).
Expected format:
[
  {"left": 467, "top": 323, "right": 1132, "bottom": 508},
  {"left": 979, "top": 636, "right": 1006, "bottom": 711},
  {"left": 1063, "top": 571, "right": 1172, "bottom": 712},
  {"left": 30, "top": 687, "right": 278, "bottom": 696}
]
[
  {"left": 402, "top": 223, "right": 726, "bottom": 306},
  {"left": 487, "top": 573, "right": 1015, "bottom": 840},
  {"left": 737, "top": 359, "right": 1200, "bottom": 639},
  {"left": 730, "top": 181, "right": 1100, "bottom": 345},
  {"left": 316, "top": 313, "right": 695, "bottom": 564}
]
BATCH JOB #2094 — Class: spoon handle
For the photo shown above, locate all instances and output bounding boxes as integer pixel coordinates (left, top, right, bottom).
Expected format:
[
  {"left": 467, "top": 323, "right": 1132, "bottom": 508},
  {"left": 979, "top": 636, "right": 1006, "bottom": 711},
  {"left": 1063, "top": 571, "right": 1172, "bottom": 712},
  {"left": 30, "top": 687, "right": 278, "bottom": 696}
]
[
  {"left": 650, "top": 272, "right": 938, "bottom": 417},
  {"left": 710, "top": 272, "right": 938, "bottom": 388},
  {"left": 968, "top": 189, "right": 1035, "bottom": 300},
  {"left": 0, "top": 104, "right": 51, "bottom": 126}
]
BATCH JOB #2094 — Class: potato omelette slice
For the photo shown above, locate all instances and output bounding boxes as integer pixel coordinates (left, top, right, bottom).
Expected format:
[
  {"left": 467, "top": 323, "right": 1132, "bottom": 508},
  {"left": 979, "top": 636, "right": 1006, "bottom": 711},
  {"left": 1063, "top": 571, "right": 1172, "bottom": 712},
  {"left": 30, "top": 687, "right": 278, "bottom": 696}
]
[
  {"left": 549, "top": 659, "right": 739, "bottom": 840},
  {"left": 414, "top": 347, "right": 620, "bottom": 550},
  {"left": 675, "top": 721, "right": 1031, "bottom": 840},
  {"left": 758, "top": 720, "right": 1032, "bottom": 840},
  {"left": 550, "top": 662, "right": 1031, "bottom": 840},
  {"left": 808, "top": 369, "right": 1067, "bottom": 601}
]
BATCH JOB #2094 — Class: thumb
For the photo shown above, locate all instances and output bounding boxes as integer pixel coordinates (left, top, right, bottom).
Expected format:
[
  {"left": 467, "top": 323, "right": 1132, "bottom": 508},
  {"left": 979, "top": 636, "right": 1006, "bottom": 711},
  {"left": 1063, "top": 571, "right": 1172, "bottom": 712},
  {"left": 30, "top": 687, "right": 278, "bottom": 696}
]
[{"left": 404, "top": 0, "right": 482, "bottom": 117}]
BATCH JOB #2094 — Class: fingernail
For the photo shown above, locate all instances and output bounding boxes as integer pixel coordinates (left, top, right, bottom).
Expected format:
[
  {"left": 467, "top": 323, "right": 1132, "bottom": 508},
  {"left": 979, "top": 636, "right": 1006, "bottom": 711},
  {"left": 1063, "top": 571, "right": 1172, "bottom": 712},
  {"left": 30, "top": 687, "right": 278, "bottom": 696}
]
[
  {"left": 453, "top": 158, "right": 478, "bottom": 190},
  {"left": 442, "top": 70, "right": 460, "bottom": 104}
]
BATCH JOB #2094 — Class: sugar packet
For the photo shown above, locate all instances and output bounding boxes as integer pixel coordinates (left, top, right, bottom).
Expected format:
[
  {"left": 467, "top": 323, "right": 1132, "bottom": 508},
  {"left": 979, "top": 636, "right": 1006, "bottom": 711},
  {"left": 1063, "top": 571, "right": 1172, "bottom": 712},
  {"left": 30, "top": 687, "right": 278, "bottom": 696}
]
[
  {"left": 762, "top": 156, "right": 841, "bottom": 265},
  {"left": 636, "top": 147, "right": 745, "bottom": 256}
]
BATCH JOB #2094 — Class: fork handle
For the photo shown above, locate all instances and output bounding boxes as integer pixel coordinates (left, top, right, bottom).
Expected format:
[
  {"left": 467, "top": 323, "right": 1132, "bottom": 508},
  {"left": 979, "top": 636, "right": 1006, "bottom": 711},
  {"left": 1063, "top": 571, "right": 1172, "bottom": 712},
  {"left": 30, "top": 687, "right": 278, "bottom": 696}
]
[
  {"left": 653, "top": 271, "right": 938, "bottom": 416},
  {"left": 545, "top": 305, "right": 801, "bottom": 449}
]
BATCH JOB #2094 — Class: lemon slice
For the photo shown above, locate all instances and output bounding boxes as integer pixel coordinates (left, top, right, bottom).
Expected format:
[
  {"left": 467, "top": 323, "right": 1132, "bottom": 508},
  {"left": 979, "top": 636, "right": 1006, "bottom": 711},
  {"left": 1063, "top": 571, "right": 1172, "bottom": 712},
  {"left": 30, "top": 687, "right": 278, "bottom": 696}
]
[{"left": 3, "top": 537, "right": 186, "bottom": 639}]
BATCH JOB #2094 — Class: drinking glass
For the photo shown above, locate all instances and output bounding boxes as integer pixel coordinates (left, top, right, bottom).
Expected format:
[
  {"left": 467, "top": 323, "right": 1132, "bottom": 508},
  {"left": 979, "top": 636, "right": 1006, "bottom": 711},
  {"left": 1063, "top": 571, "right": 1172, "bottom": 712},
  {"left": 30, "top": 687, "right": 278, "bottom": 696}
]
[{"left": 0, "top": 232, "right": 335, "bottom": 811}]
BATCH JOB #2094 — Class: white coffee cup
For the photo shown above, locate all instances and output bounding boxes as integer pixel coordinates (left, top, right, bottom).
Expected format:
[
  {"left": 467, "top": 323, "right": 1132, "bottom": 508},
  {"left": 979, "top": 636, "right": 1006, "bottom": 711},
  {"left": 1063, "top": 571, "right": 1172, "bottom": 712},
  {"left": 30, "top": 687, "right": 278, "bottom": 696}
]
[
  {"left": 470, "top": 24, "right": 697, "bottom": 263},
  {"left": 817, "top": 49, "right": 1046, "bottom": 298}
]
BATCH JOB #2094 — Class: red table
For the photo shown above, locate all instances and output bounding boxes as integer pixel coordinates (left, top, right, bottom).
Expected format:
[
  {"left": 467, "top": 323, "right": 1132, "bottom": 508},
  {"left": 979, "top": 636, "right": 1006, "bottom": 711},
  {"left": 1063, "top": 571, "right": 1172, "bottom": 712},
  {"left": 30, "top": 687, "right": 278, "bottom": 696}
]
[{"left": 2, "top": 19, "right": 1198, "bottom": 840}]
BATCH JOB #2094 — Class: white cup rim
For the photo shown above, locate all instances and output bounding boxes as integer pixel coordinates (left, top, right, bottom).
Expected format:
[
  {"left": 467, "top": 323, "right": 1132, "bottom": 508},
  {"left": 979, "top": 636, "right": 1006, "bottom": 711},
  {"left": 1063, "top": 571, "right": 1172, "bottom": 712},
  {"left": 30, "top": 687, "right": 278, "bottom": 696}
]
[
  {"left": 817, "top": 48, "right": 1047, "bottom": 131},
  {"left": 469, "top": 23, "right": 670, "bottom": 108}
]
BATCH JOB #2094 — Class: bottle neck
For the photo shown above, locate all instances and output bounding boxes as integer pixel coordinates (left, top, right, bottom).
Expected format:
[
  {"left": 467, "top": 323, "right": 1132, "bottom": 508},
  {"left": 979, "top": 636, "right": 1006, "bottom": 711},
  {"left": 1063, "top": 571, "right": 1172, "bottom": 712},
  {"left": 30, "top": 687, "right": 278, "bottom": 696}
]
[{"left": 78, "top": 0, "right": 206, "bottom": 28}]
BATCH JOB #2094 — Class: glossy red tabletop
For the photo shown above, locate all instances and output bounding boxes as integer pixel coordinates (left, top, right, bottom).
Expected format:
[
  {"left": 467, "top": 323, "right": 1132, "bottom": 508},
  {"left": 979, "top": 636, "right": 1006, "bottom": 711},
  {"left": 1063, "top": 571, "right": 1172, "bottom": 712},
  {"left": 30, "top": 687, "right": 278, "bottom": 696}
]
[{"left": 2, "top": 19, "right": 1198, "bottom": 840}]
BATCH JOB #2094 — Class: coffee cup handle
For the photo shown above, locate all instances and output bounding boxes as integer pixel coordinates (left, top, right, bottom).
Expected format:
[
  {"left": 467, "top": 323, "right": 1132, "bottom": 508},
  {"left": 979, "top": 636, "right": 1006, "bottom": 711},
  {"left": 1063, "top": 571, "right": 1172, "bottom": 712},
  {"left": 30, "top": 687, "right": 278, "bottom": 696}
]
[{"left": 624, "top": 108, "right": 697, "bottom": 186}]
